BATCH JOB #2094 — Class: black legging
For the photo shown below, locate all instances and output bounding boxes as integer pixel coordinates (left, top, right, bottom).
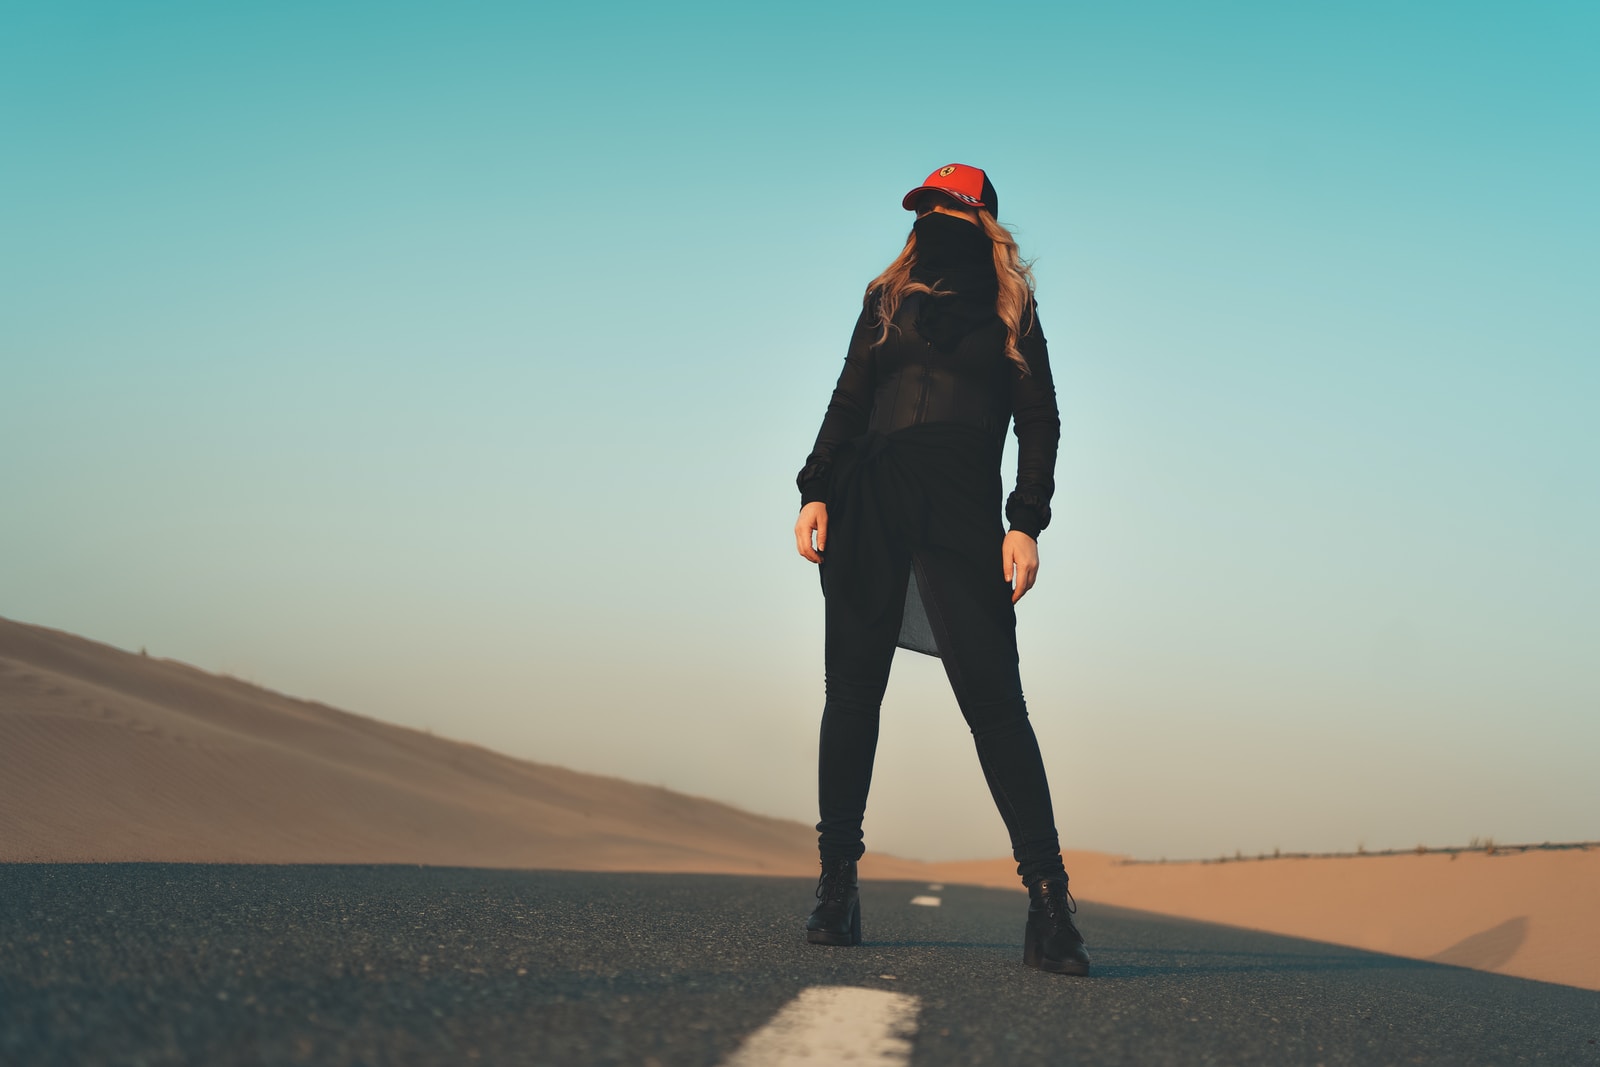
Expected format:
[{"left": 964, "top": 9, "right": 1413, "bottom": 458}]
[{"left": 816, "top": 537, "right": 1067, "bottom": 885}]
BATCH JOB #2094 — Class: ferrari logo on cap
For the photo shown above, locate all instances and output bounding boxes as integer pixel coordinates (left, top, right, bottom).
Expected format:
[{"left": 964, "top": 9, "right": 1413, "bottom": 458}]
[{"left": 939, "top": 165, "right": 957, "bottom": 177}]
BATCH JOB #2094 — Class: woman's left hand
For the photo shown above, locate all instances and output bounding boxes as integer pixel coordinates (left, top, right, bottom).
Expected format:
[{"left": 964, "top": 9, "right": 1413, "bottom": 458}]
[{"left": 1002, "top": 530, "right": 1039, "bottom": 604}]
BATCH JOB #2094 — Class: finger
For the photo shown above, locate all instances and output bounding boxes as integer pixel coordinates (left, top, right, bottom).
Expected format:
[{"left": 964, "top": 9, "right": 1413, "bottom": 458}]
[
  {"left": 795, "top": 520, "right": 819, "bottom": 564},
  {"left": 1013, "top": 561, "right": 1034, "bottom": 602},
  {"left": 817, "top": 510, "right": 828, "bottom": 553},
  {"left": 1002, "top": 549, "right": 1013, "bottom": 583}
]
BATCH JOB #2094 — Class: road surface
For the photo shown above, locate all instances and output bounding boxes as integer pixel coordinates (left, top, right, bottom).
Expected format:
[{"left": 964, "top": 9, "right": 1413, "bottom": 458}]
[{"left": 2, "top": 864, "right": 1596, "bottom": 1065}]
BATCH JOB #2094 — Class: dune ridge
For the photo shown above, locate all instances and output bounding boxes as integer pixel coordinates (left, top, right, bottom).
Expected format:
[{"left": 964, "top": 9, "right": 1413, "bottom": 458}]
[{"left": 3, "top": 615, "right": 1595, "bottom": 993}]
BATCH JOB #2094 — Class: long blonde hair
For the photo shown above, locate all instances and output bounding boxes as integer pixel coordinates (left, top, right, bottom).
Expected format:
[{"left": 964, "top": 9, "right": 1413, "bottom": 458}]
[{"left": 863, "top": 209, "right": 1039, "bottom": 375}]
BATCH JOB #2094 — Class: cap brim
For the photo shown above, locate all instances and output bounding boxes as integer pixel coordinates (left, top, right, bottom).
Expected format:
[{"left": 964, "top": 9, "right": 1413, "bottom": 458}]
[{"left": 902, "top": 185, "right": 987, "bottom": 211}]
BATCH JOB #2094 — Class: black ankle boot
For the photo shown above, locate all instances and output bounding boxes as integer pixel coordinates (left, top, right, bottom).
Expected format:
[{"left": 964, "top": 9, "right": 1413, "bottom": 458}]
[
  {"left": 1023, "top": 875, "right": 1090, "bottom": 975},
  {"left": 805, "top": 855, "right": 861, "bottom": 945}
]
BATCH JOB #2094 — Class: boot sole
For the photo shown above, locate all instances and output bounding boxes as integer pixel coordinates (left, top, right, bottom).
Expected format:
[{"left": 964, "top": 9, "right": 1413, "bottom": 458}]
[
  {"left": 1038, "top": 956, "right": 1090, "bottom": 976},
  {"left": 805, "top": 929, "right": 860, "bottom": 946}
]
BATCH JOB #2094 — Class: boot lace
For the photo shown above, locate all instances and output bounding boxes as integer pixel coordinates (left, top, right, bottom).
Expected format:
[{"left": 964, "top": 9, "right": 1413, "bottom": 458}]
[
  {"left": 1040, "top": 877, "right": 1077, "bottom": 919},
  {"left": 816, "top": 860, "right": 854, "bottom": 905}
]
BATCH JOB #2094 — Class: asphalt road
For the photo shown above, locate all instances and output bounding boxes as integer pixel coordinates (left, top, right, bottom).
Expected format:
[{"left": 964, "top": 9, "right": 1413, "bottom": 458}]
[{"left": 2, "top": 864, "right": 1596, "bottom": 1066}]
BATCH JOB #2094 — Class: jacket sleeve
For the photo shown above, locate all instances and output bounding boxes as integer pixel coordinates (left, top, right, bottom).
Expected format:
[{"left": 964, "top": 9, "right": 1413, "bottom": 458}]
[
  {"left": 796, "top": 298, "right": 877, "bottom": 507},
  {"left": 1005, "top": 299, "right": 1061, "bottom": 539}
]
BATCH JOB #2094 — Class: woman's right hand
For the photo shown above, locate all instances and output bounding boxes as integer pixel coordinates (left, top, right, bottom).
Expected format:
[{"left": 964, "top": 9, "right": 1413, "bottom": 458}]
[{"left": 794, "top": 501, "right": 828, "bottom": 564}]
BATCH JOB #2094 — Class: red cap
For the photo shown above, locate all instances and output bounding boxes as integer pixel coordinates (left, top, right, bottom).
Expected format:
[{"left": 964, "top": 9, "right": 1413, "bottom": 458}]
[{"left": 902, "top": 163, "right": 999, "bottom": 217}]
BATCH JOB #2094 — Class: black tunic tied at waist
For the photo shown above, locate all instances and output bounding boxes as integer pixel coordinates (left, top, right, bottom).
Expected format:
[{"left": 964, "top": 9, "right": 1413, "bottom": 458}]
[{"left": 818, "top": 419, "right": 1006, "bottom": 652}]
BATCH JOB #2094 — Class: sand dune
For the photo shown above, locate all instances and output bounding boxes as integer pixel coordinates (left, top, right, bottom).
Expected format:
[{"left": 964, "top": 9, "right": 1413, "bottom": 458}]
[
  {"left": 3, "top": 616, "right": 1594, "bottom": 992},
  {"left": 899, "top": 848, "right": 1600, "bottom": 992},
  {"left": 0, "top": 616, "right": 831, "bottom": 875}
]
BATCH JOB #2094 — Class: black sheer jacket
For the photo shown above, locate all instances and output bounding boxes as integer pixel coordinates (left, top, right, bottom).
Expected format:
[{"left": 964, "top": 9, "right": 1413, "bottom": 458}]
[{"left": 795, "top": 291, "right": 1061, "bottom": 539}]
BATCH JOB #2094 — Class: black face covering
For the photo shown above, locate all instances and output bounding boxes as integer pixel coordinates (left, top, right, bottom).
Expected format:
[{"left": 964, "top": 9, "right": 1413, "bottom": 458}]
[{"left": 908, "top": 211, "right": 1001, "bottom": 350}]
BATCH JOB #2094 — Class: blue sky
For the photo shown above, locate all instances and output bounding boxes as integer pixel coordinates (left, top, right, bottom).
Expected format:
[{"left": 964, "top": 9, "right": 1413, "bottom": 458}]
[{"left": 3, "top": 1, "right": 1596, "bottom": 861}]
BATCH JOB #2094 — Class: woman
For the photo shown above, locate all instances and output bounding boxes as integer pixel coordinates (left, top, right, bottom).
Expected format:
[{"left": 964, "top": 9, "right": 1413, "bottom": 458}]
[{"left": 792, "top": 163, "right": 1089, "bottom": 976}]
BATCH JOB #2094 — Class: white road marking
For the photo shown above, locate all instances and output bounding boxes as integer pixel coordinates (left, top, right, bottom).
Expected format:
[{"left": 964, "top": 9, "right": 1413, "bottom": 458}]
[
  {"left": 926, "top": 883, "right": 944, "bottom": 891},
  {"left": 909, "top": 895, "right": 941, "bottom": 907},
  {"left": 721, "top": 985, "right": 920, "bottom": 1066}
]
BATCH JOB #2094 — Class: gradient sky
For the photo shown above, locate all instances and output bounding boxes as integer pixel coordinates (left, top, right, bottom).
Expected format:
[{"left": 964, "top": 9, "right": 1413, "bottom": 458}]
[{"left": 4, "top": 2, "right": 1596, "bottom": 862}]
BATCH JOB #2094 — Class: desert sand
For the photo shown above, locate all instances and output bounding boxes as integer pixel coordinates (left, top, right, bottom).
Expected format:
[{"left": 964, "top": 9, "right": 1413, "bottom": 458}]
[
  {"left": 3, "top": 615, "right": 1595, "bottom": 992},
  {"left": 897, "top": 849, "right": 1600, "bottom": 993}
]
